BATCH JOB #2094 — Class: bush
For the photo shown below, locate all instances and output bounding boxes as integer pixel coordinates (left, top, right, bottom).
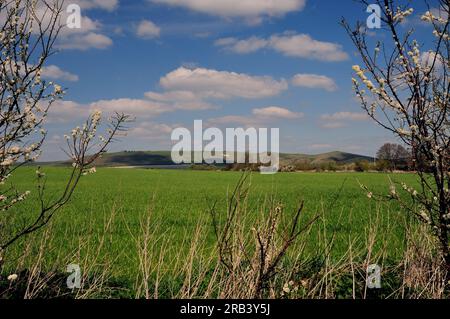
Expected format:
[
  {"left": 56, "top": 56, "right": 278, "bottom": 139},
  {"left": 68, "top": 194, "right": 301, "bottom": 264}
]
[{"left": 354, "top": 160, "right": 370, "bottom": 172}]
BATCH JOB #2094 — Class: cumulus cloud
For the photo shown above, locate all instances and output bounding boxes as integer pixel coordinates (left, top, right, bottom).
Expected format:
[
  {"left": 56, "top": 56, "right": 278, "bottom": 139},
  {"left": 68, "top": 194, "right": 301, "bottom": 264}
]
[
  {"left": 320, "top": 112, "right": 369, "bottom": 129},
  {"left": 26, "top": 3, "right": 114, "bottom": 51},
  {"left": 144, "top": 90, "right": 215, "bottom": 110},
  {"left": 267, "top": 32, "right": 349, "bottom": 61},
  {"left": 47, "top": 98, "right": 171, "bottom": 123},
  {"left": 128, "top": 121, "right": 179, "bottom": 143},
  {"left": 215, "top": 37, "right": 268, "bottom": 54},
  {"left": 252, "top": 106, "right": 303, "bottom": 119},
  {"left": 321, "top": 112, "right": 368, "bottom": 121},
  {"left": 144, "top": 67, "right": 287, "bottom": 111},
  {"left": 215, "top": 32, "right": 349, "bottom": 62},
  {"left": 208, "top": 106, "right": 302, "bottom": 128},
  {"left": 160, "top": 67, "right": 288, "bottom": 99},
  {"left": 291, "top": 74, "right": 337, "bottom": 91},
  {"left": 136, "top": 20, "right": 161, "bottom": 39},
  {"left": 56, "top": 32, "right": 113, "bottom": 50},
  {"left": 206, "top": 115, "right": 265, "bottom": 128},
  {"left": 49, "top": 66, "right": 289, "bottom": 124},
  {"left": 4, "top": 1, "right": 115, "bottom": 51},
  {"left": 90, "top": 98, "right": 170, "bottom": 116},
  {"left": 76, "top": 0, "right": 119, "bottom": 11},
  {"left": 46, "top": 100, "right": 90, "bottom": 123},
  {"left": 150, "top": 0, "right": 305, "bottom": 21},
  {"left": 41, "top": 65, "right": 79, "bottom": 82}
]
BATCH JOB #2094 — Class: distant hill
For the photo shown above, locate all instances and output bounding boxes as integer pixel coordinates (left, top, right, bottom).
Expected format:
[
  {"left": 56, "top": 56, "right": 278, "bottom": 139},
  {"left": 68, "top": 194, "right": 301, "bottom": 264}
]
[
  {"left": 39, "top": 150, "right": 374, "bottom": 167},
  {"left": 280, "top": 151, "right": 373, "bottom": 166}
]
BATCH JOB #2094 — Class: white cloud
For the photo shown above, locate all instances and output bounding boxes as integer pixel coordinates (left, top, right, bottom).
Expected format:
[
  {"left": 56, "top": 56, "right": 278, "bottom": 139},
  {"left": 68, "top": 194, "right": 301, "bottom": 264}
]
[
  {"left": 145, "top": 67, "right": 287, "bottom": 111},
  {"left": 321, "top": 112, "right": 368, "bottom": 121},
  {"left": 207, "top": 115, "right": 264, "bottom": 128},
  {"left": 129, "top": 121, "right": 177, "bottom": 140},
  {"left": 59, "top": 15, "right": 101, "bottom": 35},
  {"left": 46, "top": 100, "right": 90, "bottom": 123},
  {"left": 28, "top": 3, "right": 114, "bottom": 51},
  {"left": 136, "top": 20, "right": 161, "bottom": 39},
  {"left": 89, "top": 98, "right": 169, "bottom": 117},
  {"left": 269, "top": 33, "right": 349, "bottom": 61},
  {"left": 208, "top": 106, "right": 302, "bottom": 128},
  {"left": 291, "top": 74, "right": 337, "bottom": 91},
  {"left": 144, "top": 90, "right": 215, "bottom": 110},
  {"left": 252, "top": 106, "right": 303, "bottom": 119},
  {"left": 56, "top": 32, "right": 113, "bottom": 50},
  {"left": 47, "top": 98, "right": 172, "bottom": 123},
  {"left": 150, "top": 0, "right": 305, "bottom": 20},
  {"left": 320, "top": 112, "right": 369, "bottom": 129},
  {"left": 76, "top": 0, "right": 119, "bottom": 11},
  {"left": 160, "top": 67, "right": 288, "bottom": 99},
  {"left": 41, "top": 65, "right": 79, "bottom": 82},
  {"left": 215, "top": 37, "right": 268, "bottom": 54},
  {"left": 215, "top": 32, "right": 349, "bottom": 62}
]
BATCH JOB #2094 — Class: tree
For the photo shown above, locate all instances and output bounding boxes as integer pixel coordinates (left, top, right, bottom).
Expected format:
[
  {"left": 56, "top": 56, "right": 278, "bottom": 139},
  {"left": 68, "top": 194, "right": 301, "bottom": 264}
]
[
  {"left": 376, "top": 143, "right": 410, "bottom": 170},
  {"left": 342, "top": 1, "right": 450, "bottom": 276},
  {"left": 354, "top": 160, "right": 370, "bottom": 172},
  {"left": 0, "top": 1, "right": 130, "bottom": 260}
]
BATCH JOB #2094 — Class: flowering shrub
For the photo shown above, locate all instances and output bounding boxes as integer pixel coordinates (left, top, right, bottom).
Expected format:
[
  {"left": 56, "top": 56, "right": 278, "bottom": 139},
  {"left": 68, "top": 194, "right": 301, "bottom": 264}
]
[
  {"left": 0, "top": 0, "right": 130, "bottom": 275},
  {"left": 342, "top": 1, "right": 450, "bottom": 274}
]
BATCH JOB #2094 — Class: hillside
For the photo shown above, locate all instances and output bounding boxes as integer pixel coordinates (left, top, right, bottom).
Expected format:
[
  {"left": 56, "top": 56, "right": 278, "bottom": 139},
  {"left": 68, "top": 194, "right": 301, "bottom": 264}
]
[{"left": 40, "top": 150, "right": 373, "bottom": 167}]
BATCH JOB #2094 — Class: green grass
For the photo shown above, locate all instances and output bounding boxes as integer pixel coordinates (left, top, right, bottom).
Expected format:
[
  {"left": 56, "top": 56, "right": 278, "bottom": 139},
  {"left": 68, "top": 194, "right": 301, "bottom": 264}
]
[{"left": 2, "top": 167, "right": 420, "bottom": 294}]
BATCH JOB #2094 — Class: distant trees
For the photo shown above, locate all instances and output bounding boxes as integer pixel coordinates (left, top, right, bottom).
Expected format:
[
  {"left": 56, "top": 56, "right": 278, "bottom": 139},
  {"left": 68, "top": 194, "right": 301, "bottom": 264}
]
[
  {"left": 376, "top": 143, "right": 410, "bottom": 171},
  {"left": 354, "top": 160, "right": 371, "bottom": 172}
]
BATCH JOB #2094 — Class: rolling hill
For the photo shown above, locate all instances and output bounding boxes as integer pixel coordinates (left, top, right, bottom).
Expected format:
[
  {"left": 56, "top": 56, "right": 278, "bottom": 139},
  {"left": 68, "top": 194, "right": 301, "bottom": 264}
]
[{"left": 40, "top": 150, "right": 373, "bottom": 168}]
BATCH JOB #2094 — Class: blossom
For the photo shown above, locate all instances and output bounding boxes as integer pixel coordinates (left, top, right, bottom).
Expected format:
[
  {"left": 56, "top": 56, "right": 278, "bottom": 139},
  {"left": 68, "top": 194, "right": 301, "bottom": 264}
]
[
  {"left": 421, "top": 11, "right": 434, "bottom": 22},
  {"left": 396, "top": 128, "right": 411, "bottom": 136},
  {"left": 0, "top": 158, "right": 14, "bottom": 166},
  {"left": 7, "top": 274, "right": 18, "bottom": 281},
  {"left": 389, "top": 185, "right": 397, "bottom": 197},
  {"left": 352, "top": 65, "right": 362, "bottom": 72},
  {"left": 419, "top": 210, "right": 430, "bottom": 223},
  {"left": 8, "top": 146, "right": 20, "bottom": 154},
  {"left": 54, "top": 84, "right": 63, "bottom": 94}
]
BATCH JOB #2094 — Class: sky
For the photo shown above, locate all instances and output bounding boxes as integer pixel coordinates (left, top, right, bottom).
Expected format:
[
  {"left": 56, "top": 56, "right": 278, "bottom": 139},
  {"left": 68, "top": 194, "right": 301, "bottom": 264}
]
[{"left": 34, "top": 0, "right": 439, "bottom": 160}]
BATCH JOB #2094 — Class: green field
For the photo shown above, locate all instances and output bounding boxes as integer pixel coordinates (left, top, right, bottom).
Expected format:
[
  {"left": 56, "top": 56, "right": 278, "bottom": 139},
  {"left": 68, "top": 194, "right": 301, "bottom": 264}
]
[{"left": 2, "top": 168, "right": 420, "bottom": 297}]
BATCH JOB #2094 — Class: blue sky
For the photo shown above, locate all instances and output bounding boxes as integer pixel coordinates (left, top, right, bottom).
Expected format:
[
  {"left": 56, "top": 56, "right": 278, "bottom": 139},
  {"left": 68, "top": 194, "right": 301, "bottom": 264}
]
[{"left": 39, "top": 0, "right": 437, "bottom": 160}]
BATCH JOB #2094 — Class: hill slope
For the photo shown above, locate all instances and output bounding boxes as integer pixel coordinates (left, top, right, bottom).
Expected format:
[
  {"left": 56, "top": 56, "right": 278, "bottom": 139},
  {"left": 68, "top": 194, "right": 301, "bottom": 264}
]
[{"left": 42, "top": 150, "right": 373, "bottom": 167}]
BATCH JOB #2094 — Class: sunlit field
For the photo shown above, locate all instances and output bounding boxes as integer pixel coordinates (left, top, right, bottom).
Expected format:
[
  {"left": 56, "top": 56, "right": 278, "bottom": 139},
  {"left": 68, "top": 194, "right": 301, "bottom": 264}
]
[{"left": 1, "top": 168, "right": 421, "bottom": 297}]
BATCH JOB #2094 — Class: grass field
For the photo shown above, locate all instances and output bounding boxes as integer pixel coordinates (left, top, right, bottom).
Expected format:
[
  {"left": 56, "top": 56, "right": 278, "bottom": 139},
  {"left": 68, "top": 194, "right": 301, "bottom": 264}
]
[{"left": 2, "top": 167, "right": 422, "bottom": 297}]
